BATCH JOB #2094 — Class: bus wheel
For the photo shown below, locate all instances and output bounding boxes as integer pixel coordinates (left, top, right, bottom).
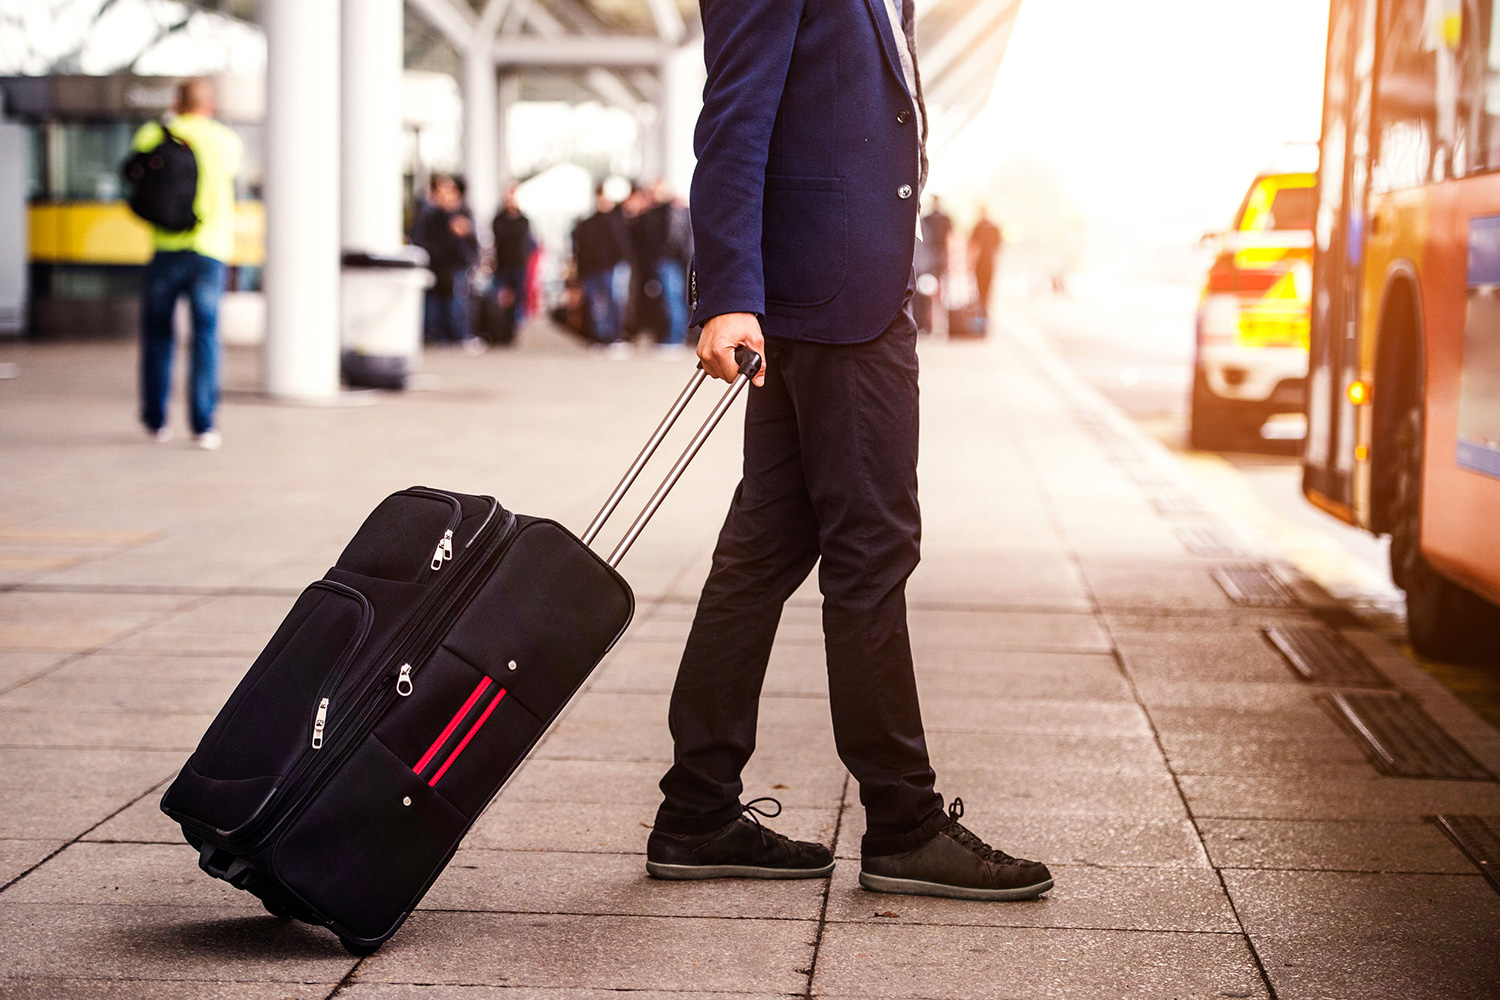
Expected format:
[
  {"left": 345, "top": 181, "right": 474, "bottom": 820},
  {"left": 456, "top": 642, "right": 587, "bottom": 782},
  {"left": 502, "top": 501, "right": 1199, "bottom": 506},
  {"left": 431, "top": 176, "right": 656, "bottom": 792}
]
[{"left": 1391, "top": 405, "right": 1500, "bottom": 663}]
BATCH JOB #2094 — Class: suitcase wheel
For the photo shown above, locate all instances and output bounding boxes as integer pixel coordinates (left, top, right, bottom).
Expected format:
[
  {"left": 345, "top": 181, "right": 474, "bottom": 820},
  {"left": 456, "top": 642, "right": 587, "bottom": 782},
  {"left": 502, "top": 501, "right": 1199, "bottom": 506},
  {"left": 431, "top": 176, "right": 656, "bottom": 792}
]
[{"left": 341, "top": 936, "right": 380, "bottom": 957}]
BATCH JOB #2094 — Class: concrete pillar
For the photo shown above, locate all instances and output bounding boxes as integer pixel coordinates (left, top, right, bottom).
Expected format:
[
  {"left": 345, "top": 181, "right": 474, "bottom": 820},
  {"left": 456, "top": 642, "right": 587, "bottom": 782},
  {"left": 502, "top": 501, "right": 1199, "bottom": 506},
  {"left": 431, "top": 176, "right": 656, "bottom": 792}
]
[
  {"left": 262, "top": 0, "right": 341, "bottom": 399},
  {"left": 496, "top": 71, "right": 520, "bottom": 190},
  {"left": 660, "top": 40, "right": 704, "bottom": 196},
  {"left": 341, "top": 0, "right": 404, "bottom": 254},
  {"left": 462, "top": 46, "right": 499, "bottom": 242}
]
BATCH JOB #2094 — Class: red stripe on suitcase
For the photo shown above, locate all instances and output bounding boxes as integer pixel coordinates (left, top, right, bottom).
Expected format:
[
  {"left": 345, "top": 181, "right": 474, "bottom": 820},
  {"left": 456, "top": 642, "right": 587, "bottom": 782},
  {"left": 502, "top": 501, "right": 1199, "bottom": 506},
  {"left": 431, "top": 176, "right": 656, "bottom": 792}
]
[
  {"left": 428, "top": 688, "right": 508, "bottom": 786},
  {"left": 414, "top": 676, "right": 491, "bottom": 775}
]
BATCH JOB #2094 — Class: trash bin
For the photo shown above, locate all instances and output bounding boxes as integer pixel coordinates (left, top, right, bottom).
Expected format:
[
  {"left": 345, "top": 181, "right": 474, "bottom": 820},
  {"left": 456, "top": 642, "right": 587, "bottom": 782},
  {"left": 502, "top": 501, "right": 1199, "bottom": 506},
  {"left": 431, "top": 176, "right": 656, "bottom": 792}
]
[{"left": 340, "top": 247, "right": 433, "bottom": 390}]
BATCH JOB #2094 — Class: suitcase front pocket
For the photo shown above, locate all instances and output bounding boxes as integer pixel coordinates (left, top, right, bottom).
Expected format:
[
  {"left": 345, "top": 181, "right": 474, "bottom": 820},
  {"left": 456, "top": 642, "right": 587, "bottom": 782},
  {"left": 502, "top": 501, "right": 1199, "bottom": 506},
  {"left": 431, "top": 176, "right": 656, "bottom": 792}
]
[{"left": 375, "top": 647, "right": 544, "bottom": 818}]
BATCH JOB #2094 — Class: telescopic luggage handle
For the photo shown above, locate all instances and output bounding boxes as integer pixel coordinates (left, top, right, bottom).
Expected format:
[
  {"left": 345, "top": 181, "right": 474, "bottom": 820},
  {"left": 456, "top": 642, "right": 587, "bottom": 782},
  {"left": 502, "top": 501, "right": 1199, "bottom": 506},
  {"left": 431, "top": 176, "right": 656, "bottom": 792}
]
[{"left": 582, "top": 347, "right": 762, "bottom": 568}]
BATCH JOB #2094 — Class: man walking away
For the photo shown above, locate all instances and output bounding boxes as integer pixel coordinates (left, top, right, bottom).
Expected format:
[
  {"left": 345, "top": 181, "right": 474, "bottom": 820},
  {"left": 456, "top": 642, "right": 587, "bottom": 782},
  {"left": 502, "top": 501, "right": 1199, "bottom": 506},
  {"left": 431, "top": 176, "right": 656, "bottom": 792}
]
[
  {"left": 969, "top": 207, "right": 1003, "bottom": 318},
  {"left": 488, "top": 184, "right": 535, "bottom": 345},
  {"left": 132, "top": 77, "right": 241, "bottom": 451},
  {"left": 647, "top": 0, "right": 1053, "bottom": 903},
  {"left": 573, "top": 185, "right": 629, "bottom": 357},
  {"left": 644, "top": 179, "right": 693, "bottom": 354},
  {"left": 412, "top": 174, "right": 480, "bottom": 348}
]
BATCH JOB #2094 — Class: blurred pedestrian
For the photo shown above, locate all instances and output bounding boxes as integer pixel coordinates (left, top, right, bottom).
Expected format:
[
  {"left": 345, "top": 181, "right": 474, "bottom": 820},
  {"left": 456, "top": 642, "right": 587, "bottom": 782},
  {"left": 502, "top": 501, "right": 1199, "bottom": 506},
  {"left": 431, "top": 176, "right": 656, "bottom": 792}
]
[
  {"left": 572, "top": 184, "right": 630, "bottom": 357},
  {"left": 411, "top": 174, "right": 480, "bottom": 348},
  {"left": 622, "top": 183, "right": 655, "bottom": 343},
  {"left": 650, "top": 0, "right": 1053, "bottom": 904},
  {"left": 130, "top": 77, "right": 241, "bottom": 450},
  {"left": 969, "top": 207, "right": 1003, "bottom": 317},
  {"left": 920, "top": 196, "right": 953, "bottom": 295},
  {"left": 637, "top": 179, "right": 693, "bottom": 353},
  {"left": 485, "top": 184, "right": 535, "bottom": 345}
]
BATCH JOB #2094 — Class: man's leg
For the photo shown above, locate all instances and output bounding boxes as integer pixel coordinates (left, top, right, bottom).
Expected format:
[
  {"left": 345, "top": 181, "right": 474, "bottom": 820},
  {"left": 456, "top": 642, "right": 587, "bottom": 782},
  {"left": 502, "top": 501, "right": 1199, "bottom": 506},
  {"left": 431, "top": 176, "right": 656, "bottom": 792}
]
[
  {"left": 583, "top": 274, "right": 615, "bottom": 343},
  {"left": 139, "top": 253, "right": 181, "bottom": 434},
  {"left": 656, "top": 338, "right": 822, "bottom": 835},
  {"left": 657, "top": 260, "right": 688, "bottom": 346},
  {"left": 783, "top": 312, "right": 945, "bottom": 858},
  {"left": 186, "top": 254, "right": 226, "bottom": 435}
]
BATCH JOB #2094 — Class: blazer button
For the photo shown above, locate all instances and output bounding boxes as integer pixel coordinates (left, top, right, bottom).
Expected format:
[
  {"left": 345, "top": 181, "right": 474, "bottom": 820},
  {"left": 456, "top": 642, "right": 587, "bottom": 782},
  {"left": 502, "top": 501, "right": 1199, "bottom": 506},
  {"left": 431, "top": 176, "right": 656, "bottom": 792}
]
[
  {"left": 898, "top": 184, "right": 913, "bottom": 200},
  {"left": 897, "top": 109, "right": 912, "bottom": 124}
]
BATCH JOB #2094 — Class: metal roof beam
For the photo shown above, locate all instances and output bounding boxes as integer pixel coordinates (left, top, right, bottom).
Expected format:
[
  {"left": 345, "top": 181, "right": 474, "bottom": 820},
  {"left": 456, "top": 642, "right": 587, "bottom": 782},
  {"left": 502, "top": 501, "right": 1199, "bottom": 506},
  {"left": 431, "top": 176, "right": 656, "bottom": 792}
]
[
  {"left": 404, "top": 0, "right": 476, "bottom": 50},
  {"left": 492, "top": 35, "right": 669, "bottom": 67}
]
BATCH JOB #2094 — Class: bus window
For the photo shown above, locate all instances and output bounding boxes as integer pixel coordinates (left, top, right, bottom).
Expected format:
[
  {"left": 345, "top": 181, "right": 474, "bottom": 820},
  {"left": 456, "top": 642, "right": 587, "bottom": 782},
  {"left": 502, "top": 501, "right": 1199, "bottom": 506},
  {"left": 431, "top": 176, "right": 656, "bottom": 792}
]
[{"left": 1371, "top": 0, "right": 1443, "bottom": 193}]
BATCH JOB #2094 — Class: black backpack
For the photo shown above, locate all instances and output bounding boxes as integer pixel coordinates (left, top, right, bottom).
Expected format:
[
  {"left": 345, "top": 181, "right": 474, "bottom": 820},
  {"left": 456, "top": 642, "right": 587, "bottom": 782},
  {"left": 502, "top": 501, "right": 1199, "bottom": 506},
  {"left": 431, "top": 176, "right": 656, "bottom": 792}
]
[{"left": 121, "top": 124, "right": 199, "bottom": 233}]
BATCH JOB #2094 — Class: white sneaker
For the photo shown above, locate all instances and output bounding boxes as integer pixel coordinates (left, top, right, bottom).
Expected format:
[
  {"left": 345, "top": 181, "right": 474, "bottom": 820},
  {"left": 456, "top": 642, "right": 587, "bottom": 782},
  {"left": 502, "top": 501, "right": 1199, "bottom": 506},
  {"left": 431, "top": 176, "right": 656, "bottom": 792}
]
[
  {"left": 193, "top": 430, "right": 222, "bottom": 451},
  {"left": 148, "top": 426, "right": 173, "bottom": 443},
  {"left": 654, "top": 343, "right": 691, "bottom": 360},
  {"left": 605, "top": 341, "right": 635, "bottom": 360},
  {"left": 462, "top": 338, "right": 489, "bottom": 355}
]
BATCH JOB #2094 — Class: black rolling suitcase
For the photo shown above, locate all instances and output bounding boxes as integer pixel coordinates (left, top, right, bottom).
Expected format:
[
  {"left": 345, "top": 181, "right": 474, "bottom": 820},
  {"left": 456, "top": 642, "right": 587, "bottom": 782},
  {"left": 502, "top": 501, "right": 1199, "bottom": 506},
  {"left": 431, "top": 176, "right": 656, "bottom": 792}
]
[{"left": 160, "top": 351, "right": 761, "bottom": 955}]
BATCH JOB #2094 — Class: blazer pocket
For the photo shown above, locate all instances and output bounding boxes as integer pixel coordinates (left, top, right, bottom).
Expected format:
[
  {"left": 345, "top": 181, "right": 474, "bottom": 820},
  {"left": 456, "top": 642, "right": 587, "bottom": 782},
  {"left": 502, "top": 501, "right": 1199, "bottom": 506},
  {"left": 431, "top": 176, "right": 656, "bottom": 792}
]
[{"left": 762, "top": 175, "right": 848, "bottom": 308}]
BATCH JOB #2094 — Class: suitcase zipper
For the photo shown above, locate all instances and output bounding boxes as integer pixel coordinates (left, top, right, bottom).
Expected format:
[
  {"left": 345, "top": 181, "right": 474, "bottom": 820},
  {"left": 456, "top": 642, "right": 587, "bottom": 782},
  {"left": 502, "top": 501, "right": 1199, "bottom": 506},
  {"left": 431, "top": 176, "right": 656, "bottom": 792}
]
[{"left": 249, "top": 501, "right": 516, "bottom": 847}]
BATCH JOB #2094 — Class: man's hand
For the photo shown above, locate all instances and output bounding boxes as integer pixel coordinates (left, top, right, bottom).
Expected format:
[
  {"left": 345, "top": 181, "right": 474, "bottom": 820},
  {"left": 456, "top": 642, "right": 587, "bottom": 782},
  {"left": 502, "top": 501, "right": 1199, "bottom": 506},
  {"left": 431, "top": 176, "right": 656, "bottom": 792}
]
[{"left": 698, "top": 312, "right": 767, "bottom": 386}]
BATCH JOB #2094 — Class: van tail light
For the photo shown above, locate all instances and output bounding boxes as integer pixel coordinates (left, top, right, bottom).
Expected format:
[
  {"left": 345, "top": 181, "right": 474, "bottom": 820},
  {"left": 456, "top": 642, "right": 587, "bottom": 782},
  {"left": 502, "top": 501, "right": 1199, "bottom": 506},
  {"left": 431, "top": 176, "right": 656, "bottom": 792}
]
[{"left": 1207, "top": 253, "right": 1279, "bottom": 294}]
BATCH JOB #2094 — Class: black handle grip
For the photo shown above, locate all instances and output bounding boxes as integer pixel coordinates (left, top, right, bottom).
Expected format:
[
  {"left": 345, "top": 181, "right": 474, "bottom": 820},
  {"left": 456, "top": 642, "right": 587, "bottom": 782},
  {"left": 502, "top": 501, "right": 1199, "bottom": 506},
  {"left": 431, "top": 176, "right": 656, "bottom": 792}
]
[{"left": 734, "top": 346, "right": 763, "bottom": 380}]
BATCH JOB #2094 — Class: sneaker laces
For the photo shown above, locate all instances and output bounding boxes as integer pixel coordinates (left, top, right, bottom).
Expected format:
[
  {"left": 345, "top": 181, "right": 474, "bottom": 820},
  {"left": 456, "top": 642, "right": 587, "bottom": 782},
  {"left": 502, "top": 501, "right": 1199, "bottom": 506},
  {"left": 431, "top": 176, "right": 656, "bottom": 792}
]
[
  {"left": 942, "top": 797, "right": 1017, "bottom": 865},
  {"left": 739, "top": 797, "right": 785, "bottom": 847}
]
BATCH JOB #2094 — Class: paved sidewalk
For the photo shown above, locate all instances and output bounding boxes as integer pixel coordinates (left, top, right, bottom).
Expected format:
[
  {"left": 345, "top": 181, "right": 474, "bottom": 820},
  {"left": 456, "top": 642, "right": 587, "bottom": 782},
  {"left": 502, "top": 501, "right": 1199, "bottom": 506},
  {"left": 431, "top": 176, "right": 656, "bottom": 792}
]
[{"left": 0, "top": 321, "right": 1497, "bottom": 999}]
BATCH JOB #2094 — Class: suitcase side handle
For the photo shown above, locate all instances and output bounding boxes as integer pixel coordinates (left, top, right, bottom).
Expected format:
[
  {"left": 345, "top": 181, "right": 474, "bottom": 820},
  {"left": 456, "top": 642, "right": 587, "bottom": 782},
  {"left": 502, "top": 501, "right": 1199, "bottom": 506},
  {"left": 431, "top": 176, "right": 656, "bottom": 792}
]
[{"left": 581, "top": 348, "right": 762, "bottom": 567}]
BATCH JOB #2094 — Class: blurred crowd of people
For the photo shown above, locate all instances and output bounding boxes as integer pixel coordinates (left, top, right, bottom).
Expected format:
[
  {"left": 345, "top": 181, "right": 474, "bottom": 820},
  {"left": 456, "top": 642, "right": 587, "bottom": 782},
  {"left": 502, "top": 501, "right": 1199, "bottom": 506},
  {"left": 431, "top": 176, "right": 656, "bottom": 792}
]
[{"left": 405, "top": 173, "right": 1001, "bottom": 355}]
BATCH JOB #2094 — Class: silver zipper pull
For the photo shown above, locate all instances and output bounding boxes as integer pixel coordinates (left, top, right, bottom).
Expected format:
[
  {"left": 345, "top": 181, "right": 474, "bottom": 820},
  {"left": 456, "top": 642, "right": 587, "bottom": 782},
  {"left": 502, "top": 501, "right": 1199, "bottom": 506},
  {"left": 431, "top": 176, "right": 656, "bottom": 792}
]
[
  {"left": 311, "top": 697, "right": 330, "bottom": 749},
  {"left": 430, "top": 529, "right": 454, "bottom": 571},
  {"left": 396, "top": 663, "right": 413, "bottom": 697}
]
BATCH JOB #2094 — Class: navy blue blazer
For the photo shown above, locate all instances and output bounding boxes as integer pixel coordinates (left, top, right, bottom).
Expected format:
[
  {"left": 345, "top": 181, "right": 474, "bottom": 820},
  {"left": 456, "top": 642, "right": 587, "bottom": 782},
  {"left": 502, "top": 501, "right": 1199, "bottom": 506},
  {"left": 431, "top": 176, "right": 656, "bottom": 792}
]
[{"left": 688, "top": 0, "right": 924, "bottom": 344}]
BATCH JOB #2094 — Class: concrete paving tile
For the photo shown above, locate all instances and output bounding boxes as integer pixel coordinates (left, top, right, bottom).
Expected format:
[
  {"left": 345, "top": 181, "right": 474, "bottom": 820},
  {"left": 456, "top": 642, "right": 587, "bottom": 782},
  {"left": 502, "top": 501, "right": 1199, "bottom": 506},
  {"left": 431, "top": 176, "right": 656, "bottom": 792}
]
[
  {"left": 0, "top": 748, "right": 181, "bottom": 838},
  {"left": 908, "top": 764, "right": 1190, "bottom": 820},
  {"left": 50, "top": 651, "right": 249, "bottom": 684},
  {"left": 914, "top": 651, "right": 1132, "bottom": 702},
  {"left": 837, "top": 810, "right": 1210, "bottom": 869},
  {"left": 4, "top": 842, "right": 248, "bottom": 908},
  {"left": 1179, "top": 773, "right": 1500, "bottom": 822},
  {"left": 925, "top": 731, "right": 1170, "bottom": 776},
  {"left": 0, "top": 839, "right": 63, "bottom": 886},
  {"left": 0, "top": 902, "right": 356, "bottom": 981},
  {"left": 1200, "top": 818, "right": 1478, "bottom": 874},
  {"left": 907, "top": 553, "right": 1092, "bottom": 610},
  {"left": 1149, "top": 703, "right": 1346, "bottom": 742},
  {"left": 501, "top": 758, "right": 846, "bottom": 810},
  {"left": 824, "top": 863, "right": 1237, "bottom": 933},
  {"left": 1224, "top": 869, "right": 1500, "bottom": 1000},
  {"left": 0, "top": 591, "right": 191, "bottom": 653},
  {"left": 1111, "top": 626, "right": 1302, "bottom": 686},
  {"left": 82, "top": 784, "right": 182, "bottom": 844},
  {"left": 1131, "top": 679, "right": 1322, "bottom": 712},
  {"left": 342, "top": 989, "right": 784, "bottom": 1000},
  {"left": 0, "top": 706, "right": 212, "bottom": 751},
  {"left": 1079, "top": 560, "right": 1238, "bottom": 612},
  {"left": 907, "top": 609, "right": 1112, "bottom": 653},
  {"left": 353, "top": 912, "right": 815, "bottom": 993},
  {"left": 921, "top": 696, "right": 1150, "bottom": 737},
  {"left": 810, "top": 922, "right": 1266, "bottom": 999},
  {"left": 466, "top": 800, "right": 839, "bottom": 855},
  {"left": 1, "top": 675, "right": 233, "bottom": 715},
  {"left": 0, "top": 650, "right": 70, "bottom": 691},
  {"left": 0, "top": 980, "right": 335, "bottom": 999},
  {"left": 423, "top": 848, "right": 827, "bottom": 920},
  {"left": 1159, "top": 731, "right": 1376, "bottom": 778}
]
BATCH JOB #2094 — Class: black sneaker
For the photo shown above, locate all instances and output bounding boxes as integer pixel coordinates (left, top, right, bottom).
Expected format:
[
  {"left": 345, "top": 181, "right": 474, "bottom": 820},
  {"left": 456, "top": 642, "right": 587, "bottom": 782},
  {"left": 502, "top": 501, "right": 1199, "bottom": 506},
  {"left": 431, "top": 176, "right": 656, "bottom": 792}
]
[
  {"left": 859, "top": 798, "right": 1053, "bottom": 901},
  {"left": 646, "top": 797, "right": 835, "bottom": 880}
]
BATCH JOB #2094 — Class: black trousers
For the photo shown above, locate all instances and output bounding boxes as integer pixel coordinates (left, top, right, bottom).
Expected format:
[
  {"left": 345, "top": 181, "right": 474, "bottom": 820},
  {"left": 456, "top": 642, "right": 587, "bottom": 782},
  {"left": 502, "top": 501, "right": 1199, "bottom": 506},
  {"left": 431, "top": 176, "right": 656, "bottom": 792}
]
[{"left": 655, "top": 304, "right": 945, "bottom": 857}]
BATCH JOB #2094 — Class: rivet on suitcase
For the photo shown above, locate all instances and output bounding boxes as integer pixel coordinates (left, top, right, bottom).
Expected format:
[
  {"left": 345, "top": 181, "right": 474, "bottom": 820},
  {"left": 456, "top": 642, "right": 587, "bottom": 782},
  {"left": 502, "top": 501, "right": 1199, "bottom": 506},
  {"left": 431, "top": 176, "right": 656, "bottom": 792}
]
[{"left": 160, "top": 351, "right": 763, "bottom": 955}]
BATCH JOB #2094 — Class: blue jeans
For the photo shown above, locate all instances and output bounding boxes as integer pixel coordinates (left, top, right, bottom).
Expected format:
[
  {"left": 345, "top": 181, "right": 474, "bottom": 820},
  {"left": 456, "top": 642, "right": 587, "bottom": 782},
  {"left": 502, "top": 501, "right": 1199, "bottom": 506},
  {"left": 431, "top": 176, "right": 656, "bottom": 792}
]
[
  {"left": 583, "top": 272, "right": 618, "bottom": 343},
  {"left": 657, "top": 259, "right": 688, "bottom": 346},
  {"left": 140, "top": 251, "right": 226, "bottom": 435},
  {"left": 423, "top": 288, "right": 471, "bottom": 344}
]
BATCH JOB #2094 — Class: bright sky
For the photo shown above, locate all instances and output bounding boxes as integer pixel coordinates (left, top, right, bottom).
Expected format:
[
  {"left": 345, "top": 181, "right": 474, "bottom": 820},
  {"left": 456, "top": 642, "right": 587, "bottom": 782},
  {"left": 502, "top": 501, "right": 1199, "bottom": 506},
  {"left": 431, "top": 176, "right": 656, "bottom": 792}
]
[{"left": 939, "top": 0, "right": 1331, "bottom": 245}]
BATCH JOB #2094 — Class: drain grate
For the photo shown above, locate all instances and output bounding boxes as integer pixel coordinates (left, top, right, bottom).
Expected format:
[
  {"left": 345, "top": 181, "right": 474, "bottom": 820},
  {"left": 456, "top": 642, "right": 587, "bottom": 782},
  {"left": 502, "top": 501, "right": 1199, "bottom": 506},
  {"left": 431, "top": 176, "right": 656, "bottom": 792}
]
[
  {"left": 1433, "top": 815, "right": 1500, "bottom": 894},
  {"left": 1212, "top": 564, "right": 1298, "bottom": 607},
  {"left": 1150, "top": 492, "right": 1207, "bottom": 518},
  {"left": 1264, "top": 625, "right": 1390, "bottom": 687},
  {"left": 1321, "top": 692, "right": 1493, "bottom": 780},
  {"left": 1176, "top": 522, "right": 1245, "bottom": 557}
]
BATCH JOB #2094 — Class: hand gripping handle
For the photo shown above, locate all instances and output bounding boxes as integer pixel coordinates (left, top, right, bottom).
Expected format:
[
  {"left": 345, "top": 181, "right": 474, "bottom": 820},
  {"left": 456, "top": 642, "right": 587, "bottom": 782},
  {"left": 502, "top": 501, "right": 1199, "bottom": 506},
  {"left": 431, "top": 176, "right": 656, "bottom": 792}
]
[{"left": 582, "top": 347, "right": 763, "bottom": 568}]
